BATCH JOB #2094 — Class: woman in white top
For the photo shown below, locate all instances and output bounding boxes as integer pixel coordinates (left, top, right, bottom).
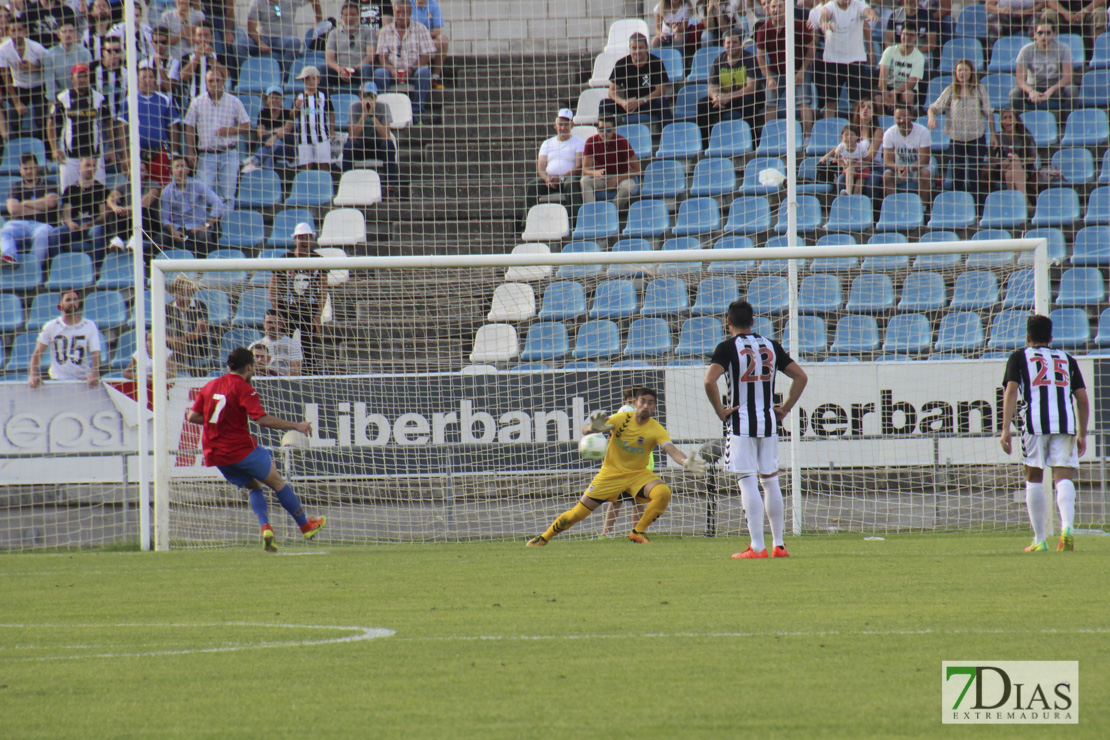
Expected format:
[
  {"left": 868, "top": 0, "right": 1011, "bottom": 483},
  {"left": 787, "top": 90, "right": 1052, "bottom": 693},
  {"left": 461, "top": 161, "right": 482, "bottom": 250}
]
[{"left": 652, "top": 0, "right": 706, "bottom": 62}]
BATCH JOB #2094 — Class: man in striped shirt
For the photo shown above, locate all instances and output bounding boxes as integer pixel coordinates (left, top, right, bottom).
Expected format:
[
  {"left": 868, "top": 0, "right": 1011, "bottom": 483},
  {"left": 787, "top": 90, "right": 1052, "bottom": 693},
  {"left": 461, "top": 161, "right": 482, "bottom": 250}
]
[
  {"left": 704, "top": 300, "right": 808, "bottom": 559},
  {"left": 1000, "top": 314, "right": 1089, "bottom": 553}
]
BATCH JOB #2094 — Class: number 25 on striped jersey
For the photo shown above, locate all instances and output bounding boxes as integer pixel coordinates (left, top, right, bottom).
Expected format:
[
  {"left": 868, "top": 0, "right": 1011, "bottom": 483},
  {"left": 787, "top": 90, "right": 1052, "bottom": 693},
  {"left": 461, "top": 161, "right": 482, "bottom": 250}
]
[
  {"left": 1030, "top": 356, "right": 1069, "bottom": 388},
  {"left": 739, "top": 347, "right": 773, "bottom": 383}
]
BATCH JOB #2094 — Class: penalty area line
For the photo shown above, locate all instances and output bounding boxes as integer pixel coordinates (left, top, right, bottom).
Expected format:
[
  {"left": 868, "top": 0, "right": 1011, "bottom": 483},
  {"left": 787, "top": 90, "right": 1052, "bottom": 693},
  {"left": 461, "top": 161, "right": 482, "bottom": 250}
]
[{"left": 405, "top": 626, "right": 1110, "bottom": 642}]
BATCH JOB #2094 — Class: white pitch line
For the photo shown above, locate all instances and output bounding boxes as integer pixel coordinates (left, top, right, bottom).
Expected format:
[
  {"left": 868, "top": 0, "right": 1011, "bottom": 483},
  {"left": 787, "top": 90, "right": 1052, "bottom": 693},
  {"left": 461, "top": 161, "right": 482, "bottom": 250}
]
[{"left": 403, "top": 626, "right": 1110, "bottom": 642}]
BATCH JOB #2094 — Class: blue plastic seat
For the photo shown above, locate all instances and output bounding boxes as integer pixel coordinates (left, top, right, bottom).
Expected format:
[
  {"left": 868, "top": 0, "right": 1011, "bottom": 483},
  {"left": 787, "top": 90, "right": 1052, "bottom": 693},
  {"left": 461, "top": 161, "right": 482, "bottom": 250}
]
[
  {"left": 615, "top": 123, "right": 653, "bottom": 160},
  {"left": 928, "top": 191, "right": 976, "bottom": 229},
  {"left": 623, "top": 199, "right": 670, "bottom": 238},
  {"left": 966, "top": 230, "right": 1014, "bottom": 267},
  {"left": 286, "top": 170, "right": 334, "bottom": 207},
  {"left": 723, "top": 196, "right": 771, "bottom": 235},
  {"left": 624, "top": 317, "right": 672, "bottom": 357},
  {"left": 824, "top": 194, "right": 872, "bottom": 231},
  {"left": 1048, "top": 307, "right": 1090, "bottom": 349},
  {"left": 108, "top": 329, "right": 136, "bottom": 370},
  {"left": 1030, "top": 187, "right": 1080, "bottom": 228},
  {"left": 520, "top": 322, "right": 569, "bottom": 362},
  {"left": 217, "top": 209, "right": 266, "bottom": 250},
  {"left": 1052, "top": 147, "right": 1095, "bottom": 186},
  {"left": 988, "top": 35, "right": 1029, "bottom": 73},
  {"left": 1091, "top": 32, "right": 1110, "bottom": 69},
  {"left": 1071, "top": 226, "right": 1110, "bottom": 266},
  {"left": 674, "top": 83, "right": 709, "bottom": 121},
  {"left": 236, "top": 56, "right": 282, "bottom": 95},
  {"left": 979, "top": 189, "right": 1027, "bottom": 229},
  {"left": 774, "top": 195, "right": 822, "bottom": 234},
  {"left": 875, "top": 193, "right": 924, "bottom": 232},
  {"left": 5, "top": 332, "right": 47, "bottom": 373},
  {"left": 987, "top": 310, "right": 1028, "bottom": 350},
  {"left": 641, "top": 277, "right": 689, "bottom": 317},
  {"left": 935, "top": 311, "right": 985, "bottom": 352},
  {"left": 738, "top": 157, "right": 786, "bottom": 196},
  {"left": 1078, "top": 70, "right": 1110, "bottom": 107},
  {"left": 267, "top": 209, "right": 315, "bottom": 248},
  {"left": 284, "top": 55, "right": 324, "bottom": 95},
  {"left": 331, "top": 93, "right": 359, "bottom": 131},
  {"left": 675, "top": 316, "right": 723, "bottom": 357},
  {"left": 651, "top": 47, "right": 684, "bottom": 84},
  {"left": 705, "top": 119, "right": 753, "bottom": 156},
  {"left": 707, "top": 235, "right": 756, "bottom": 275},
  {"left": 756, "top": 119, "right": 802, "bottom": 157},
  {"left": 924, "top": 75, "right": 953, "bottom": 110},
  {"left": 218, "top": 327, "right": 263, "bottom": 361},
  {"left": 1056, "top": 267, "right": 1105, "bottom": 306},
  {"left": 249, "top": 248, "right": 288, "bottom": 286},
  {"left": 639, "top": 160, "right": 687, "bottom": 200},
  {"left": 1059, "top": 109, "right": 1109, "bottom": 148},
  {"left": 556, "top": 240, "right": 603, "bottom": 279},
  {"left": 194, "top": 287, "right": 232, "bottom": 326},
  {"left": 537, "top": 281, "right": 587, "bottom": 321},
  {"left": 656, "top": 122, "right": 701, "bottom": 159},
  {"left": 0, "top": 292, "right": 22, "bottom": 332},
  {"left": 809, "top": 234, "right": 857, "bottom": 273},
  {"left": 940, "top": 37, "right": 984, "bottom": 72},
  {"left": 950, "top": 271, "right": 999, "bottom": 310},
  {"left": 797, "top": 156, "right": 834, "bottom": 194},
  {"left": 202, "top": 249, "right": 249, "bottom": 287},
  {"left": 899, "top": 271, "right": 947, "bottom": 310},
  {"left": 1096, "top": 308, "right": 1110, "bottom": 345},
  {"left": 95, "top": 251, "right": 135, "bottom": 290},
  {"left": 1084, "top": 186, "right": 1110, "bottom": 225},
  {"left": 830, "top": 314, "right": 880, "bottom": 353},
  {"left": 572, "top": 319, "right": 621, "bottom": 360},
  {"left": 689, "top": 157, "right": 736, "bottom": 197},
  {"left": 686, "top": 45, "right": 723, "bottom": 82},
  {"left": 606, "top": 238, "right": 655, "bottom": 278},
  {"left": 573, "top": 201, "right": 620, "bottom": 240},
  {"left": 983, "top": 73, "right": 1014, "bottom": 110},
  {"left": 236, "top": 169, "right": 283, "bottom": 208},
  {"left": 673, "top": 197, "right": 721, "bottom": 237},
  {"left": 1020, "top": 228, "right": 1067, "bottom": 264},
  {"left": 746, "top": 275, "right": 788, "bottom": 314},
  {"left": 691, "top": 275, "right": 738, "bottom": 317},
  {"left": 1021, "top": 109, "right": 1058, "bottom": 146},
  {"left": 784, "top": 315, "right": 827, "bottom": 354},
  {"left": 84, "top": 290, "right": 128, "bottom": 330},
  {"left": 0, "top": 137, "right": 47, "bottom": 175},
  {"left": 883, "top": 313, "right": 931, "bottom": 354},
  {"left": 805, "top": 116, "right": 849, "bottom": 156},
  {"left": 1001, "top": 269, "right": 1035, "bottom": 309},
  {"left": 657, "top": 237, "right": 704, "bottom": 276},
  {"left": 798, "top": 274, "right": 843, "bottom": 314},
  {"left": 231, "top": 288, "right": 272, "bottom": 328},
  {"left": 955, "top": 4, "right": 990, "bottom": 38},
  {"left": 0, "top": 254, "right": 42, "bottom": 291},
  {"left": 845, "top": 273, "right": 894, "bottom": 312},
  {"left": 589, "top": 279, "right": 637, "bottom": 319},
  {"left": 25, "top": 292, "right": 62, "bottom": 329},
  {"left": 44, "top": 253, "right": 94, "bottom": 290}
]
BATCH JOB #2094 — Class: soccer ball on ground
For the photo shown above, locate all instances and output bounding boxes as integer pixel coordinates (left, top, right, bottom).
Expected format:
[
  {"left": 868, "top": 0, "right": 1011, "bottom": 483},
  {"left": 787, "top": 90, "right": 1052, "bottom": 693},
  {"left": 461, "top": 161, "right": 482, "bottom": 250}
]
[
  {"left": 579, "top": 433, "right": 608, "bottom": 461},
  {"left": 281, "top": 430, "right": 310, "bottom": 448}
]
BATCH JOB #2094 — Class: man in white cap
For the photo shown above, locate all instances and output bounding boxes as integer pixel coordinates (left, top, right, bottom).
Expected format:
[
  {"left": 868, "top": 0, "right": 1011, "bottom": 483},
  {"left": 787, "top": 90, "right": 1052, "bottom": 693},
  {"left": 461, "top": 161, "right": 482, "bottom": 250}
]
[
  {"left": 269, "top": 222, "right": 326, "bottom": 374},
  {"left": 521, "top": 107, "right": 585, "bottom": 227},
  {"left": 293, "top": 65, "right": 333, "bottom": 171},
  {"left": 343, "top": 81, "right": 398, "bottom": 198}
]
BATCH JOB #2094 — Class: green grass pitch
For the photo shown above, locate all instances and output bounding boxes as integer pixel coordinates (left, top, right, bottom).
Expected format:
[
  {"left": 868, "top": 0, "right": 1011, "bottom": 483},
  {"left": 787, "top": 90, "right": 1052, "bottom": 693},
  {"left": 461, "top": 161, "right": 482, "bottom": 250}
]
[{"left": 2, "top": 534, "right": 1107, "bottom": 739}]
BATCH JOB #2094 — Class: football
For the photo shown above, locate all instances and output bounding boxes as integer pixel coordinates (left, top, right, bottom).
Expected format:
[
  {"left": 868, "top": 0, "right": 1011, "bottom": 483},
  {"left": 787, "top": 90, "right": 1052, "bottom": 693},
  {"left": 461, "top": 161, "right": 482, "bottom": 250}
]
[
  {"left": 281, "top": 430, "right": 310, "bottom": 449},
  {"left": 578, "top": 433, "right": 608, "bottom": 461}
]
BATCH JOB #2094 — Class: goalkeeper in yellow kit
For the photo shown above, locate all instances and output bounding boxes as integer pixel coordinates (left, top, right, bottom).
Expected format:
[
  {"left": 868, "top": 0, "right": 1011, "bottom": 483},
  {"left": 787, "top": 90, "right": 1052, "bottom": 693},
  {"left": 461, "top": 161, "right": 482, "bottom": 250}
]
[{"left": 527, "top": 387, "right": 707, "bottom": 546}]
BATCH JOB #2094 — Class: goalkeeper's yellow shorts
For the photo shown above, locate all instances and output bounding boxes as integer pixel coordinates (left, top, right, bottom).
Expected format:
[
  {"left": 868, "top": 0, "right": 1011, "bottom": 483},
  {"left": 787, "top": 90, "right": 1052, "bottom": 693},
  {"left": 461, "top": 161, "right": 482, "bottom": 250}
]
[{"left": 584, "top": 468, "right": 661, "bottom": 503}]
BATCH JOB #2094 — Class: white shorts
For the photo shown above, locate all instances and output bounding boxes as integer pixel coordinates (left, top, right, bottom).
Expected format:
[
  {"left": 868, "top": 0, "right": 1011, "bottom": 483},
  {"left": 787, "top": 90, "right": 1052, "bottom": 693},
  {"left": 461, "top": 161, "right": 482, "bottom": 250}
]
[
  {"left": 1021, "top": 433, "right": 1079, "bottom": 469},
  {"left": 724, "top": 434, "right": 780, "bottom": 476},
  {"left": 297, "top": 140, "right": 332, "bottom": 167}
]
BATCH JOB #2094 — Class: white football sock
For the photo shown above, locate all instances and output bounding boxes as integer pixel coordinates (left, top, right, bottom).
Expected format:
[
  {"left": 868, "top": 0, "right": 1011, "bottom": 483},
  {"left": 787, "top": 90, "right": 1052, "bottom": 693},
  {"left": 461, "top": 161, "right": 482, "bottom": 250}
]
[
  {"left": 738, "top": 474, "right": 765, "bottom": 552},
  {"left": 1026, "top": 481, "right": 1047, "bottom": 543},
  {"left": 1055, "top": 479, "right": 1076, "bottom": 530},
  {"left": 761, "top": 474, "right": 785, "bottom": 548}
]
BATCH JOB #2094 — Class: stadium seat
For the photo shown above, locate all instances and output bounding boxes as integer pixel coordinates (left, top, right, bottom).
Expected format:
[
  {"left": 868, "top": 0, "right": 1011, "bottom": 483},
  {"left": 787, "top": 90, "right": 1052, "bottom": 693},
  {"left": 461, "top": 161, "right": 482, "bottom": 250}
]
[
  {"left": 283, "top": 55, "right": 324, "bottom": 94},
  {"left": 898, "top": 271, "right": 947, "bottom": 310},
  {"left": 246, "top": 248, "right": 286, "bottom": 287},
  {"left": 217, "top": 210, "right": 266, "bottom": 250},
  {"left": 623, "top": 199, "right": 670, "bottom": 238},
  {"left": 555, "top": 241, "right": 603, "bottom": 279},
  {"left": 624, "top": 317, "right": 672, "bottom": 357},
  {"left": 918, "top": 114, "right": 950, "bottom": 153},
  {"left": 940, "top": 37, "right": 984, "bottom": 72},
  {"left": 875, "top": 193, "right": 924, "bottom": 232},
  {"left": 1048, "top": 307, "right": 1090, "bottom": 348},
  {"left": 470, "top": 323, "right": 521, "bottom": 363},
  {"left": 44, "top": 253, "right": 94, "bottom": 291},
  {"left": 1079, "top": 70, "right": 1110, "bottom": 107},
  {"left": 774, "top": 195, "right": 822, "bottom": 234},
  {"left": 1060, "top": 33, "right": 1086, "bottom": 65},
  {"left": 689, "top": 157, "right": 736, "bottom": 198},
  {"left": 657, "top": 237, "right": 704, "bottom": 276},
  {"left": 979, "top": 189, "right": 1027, "bottom": 229},
  {"left": 573, "top": 201, "right": 620, "bottom": 240},
  {"left": 235, "top": 169, "right": 282, "bottom": 209},
  {"left": 707, "top": 235, "right": 756, "bottom": 275},
  {"left": 0, "top": 292, "right": 22, "bottom": 332},
  {"left": 236, "top": 56, "right": 282, "bottom": 95},
  {"left": 674, "top": 83, "right": 709, "bottom": 121},
  {"left": 267, "top": 209, "right": 314, "bottom": 249},
  {"left": 316, "top": 209, "right": 366, "bottom": 247},
  {"left": 656, "top": 122, "right": 702, "bottom": 159},
  {"left": 746, "top": 274, "right": 788, "bottom": 314},
  {"left": 723, "top": 196, "right": 771, "bottom": 235},
  {"left": 194, "top": 288, "right": 232, "bottom": 326},
  {"left": 987, "top": 310, "right": 1028, "bottom": 350},
  {"left": 641, "top": 277, "right": 689, "bottom": 317},
  {"left": 798, "top": 274, "right": 843, "bottom": 314},
  {"left": 830, "top": 314, "right": 880, "bottom": 353},
  {"left": 572, "top": 320, "right": 621, "bottom": 359},
  {"left": 738, "top": 156, "right": 786, "bottom": 196},
  {"left": 1056, "top": 267, "right": 1106, "bottom": 306},
  {"left": 861, "top": 235, "right": 910, "bottom": 271},
  {"left": 824, "top": 194, "right": 872, "bottom": 232},
  {"left": 486, "top": 283, "right": 535, "bottom": 322},
  {"left": 521, "top": 205, "right": 570, "bottom": 242},
  {"left": 950, "top": 271, "right": 1000, "bottom": 310},
  {"left": 589, "top": 279, "right": 638, "bottom": 319},
  {"left": 1052, "top": 147, "right": 1095, "bottom": 186},
  {"left": 588, "top": 48, "right": 622, "bottom": 87},
  {"left": 505, "top": 243, "right": 553, "bottom": 282},
  {"left": 537, "top": 281, "right": 587, "bottom": 321},
  {"left": 687, "top": 45, "right": 724, "bottom": 82},
  {"left": 25, "top": 292, "right": 62, "bottom": 330},
  {"left": 1059, "top": 109, "right": 1109, "bottom": 148},
  {"left": 999, "top": 269, "right": 1034, "bottom": 310},
  {"left": 988, "top": 35, "right": 1029, "bottom": 73},
  {"left": 935, "top": 311, "right": 985, "bottom": 352},
  {"left": 1096, "top": 308, "right": 1110, "bottom": 345},
  {"left": 805, "top": 117, "right": 849, "bottom": 156},
  {"left": 333, "top": 169, "right": 383, "bottom": 207},
  {"left": 562, "top": 360, "right": 601, "bottom": 370},
  {"left": 606, "top": 238, "right": 655, "bottom": 278},
  {"left": 955, "top": 4, "right": 990, "bottom": 38},
  {"left": 928, "top": 191, "right": 976, "bottom": 229},
  {"left": 965, "top": 230, "right": 1015, "bottom": 267},
  {"left": 882, "top": 313, "right": 931, "bottom": 354},
  {"left": 705, "top": 119, "right": 753, "bottom": 156},
  {"left": 509, "top": 362, "right": 550, "bottom": 372},
  {"left": 108, "top": 329, "right": 136, "bottom": 370},
  {"left": 924, "top": 75, "right": 952, "bottom": 110},
  {"left": 5, "top": 332, "right": 48, "bottom": 373},
  {"left": 1090, "top": 32, "right": 1110, "bottom": 69},
  {"left": 756, "top": 119, "right": 802, "bottom": 157},
  {"left": 572, "top": 87, "right": 607, "bottom": 125},
  {"left": 672, "top": 316, "right": 722, "bottom": 358},
  {"left": 652, "top": 47, "right": 685, "bottom": 85},
  {"left": 797, "top": 156, "right": 834, "bottom": 194},
  {"left": 615, "top": 124, "right": 652, "bottom": 161},
  {"left": 604, "top": 18, "right": 650, "bottom": 54},
  {"left": 199, "top": 249, "right": 248, "bottom": 287},
  {"left": 285, "top": 170, "right": 335, "bottom": 207},
  {"left": 673, "top": 197, "right": 721, "bottom": 237},
  {"left": 845, "top": 273, "right": 895, "bottom": 312},
  {"left": 1030, "top": 187, "right": 1080, "bottom": 228},
  {"left": 1021, "top": 109, "right": 1058, "bottom": 146},
  {"left": 83, "top": 290, "right": 128, "bottom": 330},
  {"left": 517, "top": 322, "right": 566, "bottom": 362},
  {"left": 639, "top": 160, "right": 687, "bottom": 200},
  {"left": 376, "top": 93, "right": 413, "bottom": 129},
  {"left": 230, "top": 288, "right": 271, "bottom": 328},
  {"left": 1085, "top": 187, "right": 1110, "bottom": 225},
  {"left": 690, "top": 275, "right": 738, "bottom": 317},
  {"left": 0, "top": 137, "right": 47, "bottom": 175},
  {"left": 1071, "top": 226, "right": 1110, "bottom": 266},
  {"left": 982, "top": 74, "right": 1014, "bottom": 110},
  {"left": 1020, "top": 228, "right": 1067, "bottom": 264},
  {"left": 784, "top": 315, "right": 827, "bottom": 354},
  {"left": 331, "top": 93, "right": 359, "bottom": 131}
]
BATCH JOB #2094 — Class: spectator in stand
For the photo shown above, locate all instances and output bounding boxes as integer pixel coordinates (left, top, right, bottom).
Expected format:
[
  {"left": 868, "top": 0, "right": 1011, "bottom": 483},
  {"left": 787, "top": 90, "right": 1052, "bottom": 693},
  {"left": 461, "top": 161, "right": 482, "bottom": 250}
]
[
  {"left": 754, "top": 0, "right": 815, "bottom": 139},
  {"left": 990, "top": 107, "right": 1035, "bottom": 197},
  {"left": 986, "top": 0, "right": 1047, "bottom": 38},
  {"left": 90, "top": 36, "right": 127, "bottom": 124},
  {"left": 375, "top": 1, "right": 435, "bottom": 124},
  {"left": 49, "top": 156, "right": 112, "bottom": 271},
  {"left": 928, "top": 58, "right": 996, "bottom": 201},
  {"left": 258, "top": 310, "right": 304, "bottom": 376},
  {"left": 580, "top": 114, "right": 641, "bottom": 213},
  {"left": 116, "top": 63, "right": 179, "bottom": 185},
  {"left": 521, "top": 107, "right": 585, "bottom": 227},
  {"left": 83, "top": 0, "right": 116, "bottom": 64},
  {"left": 603, "top": 32, "right": 671, "bottom": 123},
  {"left": 324, "top": 1, "right": 377, "bottom": 92},
  {"left": 162, "top": 0, "right": 205, "bottom": 62},
  {"left": 24, "top": 0, "right": 75, "bottom": 50},
  {"left": 819, "top": 123, "right": 870, "bottom": 194},
  {"left": 696, "top": 30, "right": 763, "bottom": 150},
  {"left": 852, "top": 99, "right": 885, "bottom": 197},
  {"left": 269, "top": 222, "right": 327, "bottom": 375},
  {"left": 877, "top": 23, "right": 925, "bottom": 115},
  {"left": 106, "top": 8, "right": 156, "bottom": 61},
  {"left": 815, "top": 0, "right": 879, "bottom": 119},
  {"left": 1009, "top": 19, "right": 1076, "bottom": 112},
  {"left": 651, "top": 0, "right": 704, "bottom": 63},
  {"left": 166, "top": 273, "right": 211, "bottom": 370},
  {"left": 160, "top": 153, "right": 225, "bottom": 255},
  {"left": 169, "top": 21, "right": 230, "bottom": 106},
  {"left": 145, "top": 25, "right": 177, "bottom": 94},
  {"left": 195, "top": 0, "right": 236, "bottom": 67},
  {"left": 704, "top": 0, "right": 748, "bottom": 45},
  {"left": 0, "top": 153, "right": 58, "bottom": 268},
  {"left": 48, "top": 62, "right": 110, "bottom": 191},
  {"left": 46, "top": 19, "right": 90, "bottom": 103},
  {"left": 183, "top": 67, "right": 251, "bottom": 203},
  {"left": 411, "top": 0, "right": 449, "bottom": 89},
  {"left": 29, "top": 289, "right": 100, "bottom": 389},
  {"left": 882, "top": 104, "right": 933, "bottom": 203},
  {"left": 1046, "top": 0, "right": 1107, "bottom": 48},
  {"left": 126, "top": 330, "right": 181, "bottom": 382},
  {"left": 342, "top": 81, "right": 399, "bottom": 197},
  {"left": 106, "top": 159, "right": 167, "bottom": 258},
  {"left": 0, "top": 15, "right": 50, "bottom": 136},
  {"left": 239, "top": 0, "right": 323, "bottom": 72},
  {"left": 242, "top": 85, "right": 294, "bottom": 172},
  {"left": 292, "top": 66, "right": 333, "bottom": 171},
  {"left": 885, "top": 0, "right": 938, "bottom": 65}
]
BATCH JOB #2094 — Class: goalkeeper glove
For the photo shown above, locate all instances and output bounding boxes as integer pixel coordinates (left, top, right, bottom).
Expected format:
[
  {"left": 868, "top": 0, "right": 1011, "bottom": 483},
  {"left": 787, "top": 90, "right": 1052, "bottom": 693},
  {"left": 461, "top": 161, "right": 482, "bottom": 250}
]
[
  {"left": 682, "top": 456, "right": 707, "bottom": 474},
  {"left": 588, "top": 410, "right": 614, "bottom": 432}
]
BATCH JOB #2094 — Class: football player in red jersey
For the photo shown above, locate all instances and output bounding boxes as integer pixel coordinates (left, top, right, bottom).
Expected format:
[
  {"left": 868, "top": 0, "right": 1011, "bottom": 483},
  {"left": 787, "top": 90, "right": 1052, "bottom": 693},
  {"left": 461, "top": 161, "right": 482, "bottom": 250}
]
[{"left": 187, "top": 347, "right": 325, "bottom": 552}]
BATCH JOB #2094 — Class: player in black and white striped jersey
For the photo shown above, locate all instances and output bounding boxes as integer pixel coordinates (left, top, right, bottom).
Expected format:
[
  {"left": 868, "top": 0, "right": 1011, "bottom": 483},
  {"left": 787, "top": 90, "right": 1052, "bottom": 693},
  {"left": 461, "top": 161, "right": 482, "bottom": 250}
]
[
  {"left": 704, "top": 300, "right": 808, "bottom": 559},
  {"left": 1000, "top": 314, "right": 1089, "bottom": 553}
]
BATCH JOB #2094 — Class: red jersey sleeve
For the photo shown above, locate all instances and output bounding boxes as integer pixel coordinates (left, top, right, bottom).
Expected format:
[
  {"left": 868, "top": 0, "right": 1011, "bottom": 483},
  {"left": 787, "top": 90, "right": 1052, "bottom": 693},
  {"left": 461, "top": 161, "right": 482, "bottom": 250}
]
[{"left": 238, "top": 383, "right": 267, "bottom": 421}]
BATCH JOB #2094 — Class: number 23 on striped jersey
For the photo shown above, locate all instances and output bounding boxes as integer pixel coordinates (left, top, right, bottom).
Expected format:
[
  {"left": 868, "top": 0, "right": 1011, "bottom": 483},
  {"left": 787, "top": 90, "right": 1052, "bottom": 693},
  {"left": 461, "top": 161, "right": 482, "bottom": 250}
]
[
  {"left": 1030, "top": 356, "right": 1069, "bottom": 388},
  {"left": 739, "top": 347, "right": 774, "bottom": 383}
]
